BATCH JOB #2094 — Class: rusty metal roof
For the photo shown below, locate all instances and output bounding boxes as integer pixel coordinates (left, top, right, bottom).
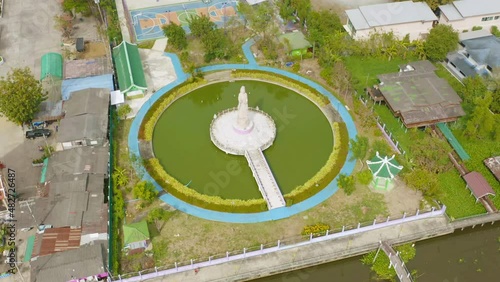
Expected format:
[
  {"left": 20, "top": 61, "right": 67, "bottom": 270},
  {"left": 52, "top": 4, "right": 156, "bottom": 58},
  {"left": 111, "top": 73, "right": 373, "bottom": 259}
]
[
  {"left": 33, "top": 227, "right": 82, "bottom": 258},
  {"left": 463, "top": 171, "right": 496, "bottom": 200}
]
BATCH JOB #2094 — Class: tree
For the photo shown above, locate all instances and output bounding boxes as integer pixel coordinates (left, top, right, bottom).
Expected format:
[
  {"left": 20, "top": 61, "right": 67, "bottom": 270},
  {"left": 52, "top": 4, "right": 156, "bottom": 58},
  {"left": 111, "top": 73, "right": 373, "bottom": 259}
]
[
  {"left": 201, "top": 29, "right": 232, "bottom": 62},
  {"left": 356, "top": 169, "right": 373, "bottom": 185},
  {"left": 403, "top": 168, "right": 440, "bottom": 198},
  {"left": 147, "top": 207, "right": 171, "bottom": 231},
  {"left": 424, "top": 24, "right": 459, "bottom": 61},
  {"left": 0, "top": 68, "right": 47, "bottom": 126},
  {"left": 112, "top": 167, "right": 129, "bottom": 188},
  {"left": 62, "top": 0, "right": 91, "bottom": 16},
  {"left": 338, "top": 174, "right": 356, "bottom": 195},
  {"left": 410, "top": 135, "right": 451, "bottom": 173},
  {"left": 464, "top": 92, "right": 497, "bottom": 140},
  {"left": 132, "top": 181, "right": 159, "bottom": 203},
  {"left": 116, "top": 104, "right": 132, "bottom": 120},
  {"left": 461, "top": 76, "right": 487, "bottom": 104},
  {"left": 187, "top": 14, "right": 216, "bottom": 39},
  {"left": 162, "top": 23, "right": 187, "bottom": 50},
  {"left": 350, "top": 136, "right": 369, "bottom": 167}
]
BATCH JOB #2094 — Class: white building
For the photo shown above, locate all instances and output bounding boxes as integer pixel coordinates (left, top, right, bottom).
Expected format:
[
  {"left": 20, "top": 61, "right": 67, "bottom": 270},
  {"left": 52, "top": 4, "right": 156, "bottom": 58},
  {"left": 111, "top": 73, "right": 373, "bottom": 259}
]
[
  {"left": 439, "top": 0, "right": 500, "bottom": 32},
  {"left": 344, "top": 1, "right": 437, "bottom": 41}
]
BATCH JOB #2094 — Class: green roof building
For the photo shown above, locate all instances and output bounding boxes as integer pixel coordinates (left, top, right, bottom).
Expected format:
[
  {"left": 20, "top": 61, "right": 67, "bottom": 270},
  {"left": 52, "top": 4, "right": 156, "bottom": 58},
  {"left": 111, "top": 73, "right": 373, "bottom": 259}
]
[
  {"left": 112, "top": 41, "right": 147, "bottom": 98},
  {"left": 123, "top": 220, "right": 150, "bottom": 252},
  {"left": 278, "top": 31, "right": 312, "bottom": 57},
  {"left": 41, "top": 52, "right": 63, "bottom": 81},
  {"left": 366, "top": 152, "right": 403, "bottom": 191}
]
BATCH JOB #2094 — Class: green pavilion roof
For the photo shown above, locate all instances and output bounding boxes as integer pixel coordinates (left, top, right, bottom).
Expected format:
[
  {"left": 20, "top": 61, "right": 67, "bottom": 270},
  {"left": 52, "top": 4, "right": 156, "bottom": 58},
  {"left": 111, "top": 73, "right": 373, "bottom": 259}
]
[
  {"left": 112, "top": 41, "right": 147, "bottom": 94},
  {"left": 123, "top": 220, "right": 150, "bottom": 245},
  {"left": 367, "top": 152, "right": 403, "bottom": 179},
  {"left": 41, "top": 52, "right": 63, "bottom": 80}
]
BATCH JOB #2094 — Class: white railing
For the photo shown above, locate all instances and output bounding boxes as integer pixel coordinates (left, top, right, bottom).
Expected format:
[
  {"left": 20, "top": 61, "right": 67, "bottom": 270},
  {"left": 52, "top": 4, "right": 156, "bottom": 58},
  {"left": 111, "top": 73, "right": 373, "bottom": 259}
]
[{"left": 109, "top": 205, "right": 447, "bottom": 281}]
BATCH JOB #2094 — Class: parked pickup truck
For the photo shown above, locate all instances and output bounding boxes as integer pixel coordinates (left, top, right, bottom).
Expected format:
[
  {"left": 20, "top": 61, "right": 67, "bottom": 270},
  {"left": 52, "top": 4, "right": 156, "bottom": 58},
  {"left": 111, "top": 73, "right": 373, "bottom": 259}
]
[{"left": 25, "top": 129, "right": 52, "bottom": 139}]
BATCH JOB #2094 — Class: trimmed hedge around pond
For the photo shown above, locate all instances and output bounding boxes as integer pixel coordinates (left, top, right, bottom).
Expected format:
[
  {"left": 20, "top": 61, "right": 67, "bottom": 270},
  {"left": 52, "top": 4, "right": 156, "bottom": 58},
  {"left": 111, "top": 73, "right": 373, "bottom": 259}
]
[
  {"left": 284, "top": 122, "right": 349, "bottom": 206},
  {"left": 231, "top": 70, "right": 331, "bottom": 107},
  {"left": 145, "top": 158, "right": 268, "bottom": 213}
]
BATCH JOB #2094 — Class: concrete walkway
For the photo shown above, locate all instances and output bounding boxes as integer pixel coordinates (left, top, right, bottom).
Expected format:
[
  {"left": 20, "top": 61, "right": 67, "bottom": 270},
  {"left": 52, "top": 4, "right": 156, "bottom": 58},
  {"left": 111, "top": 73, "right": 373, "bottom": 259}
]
[
  {"left": 245, "top": 149, "right": 285, "bottom": 209},
  {"left": 117, "top": 215, "right": 453, "bottom": 282}
]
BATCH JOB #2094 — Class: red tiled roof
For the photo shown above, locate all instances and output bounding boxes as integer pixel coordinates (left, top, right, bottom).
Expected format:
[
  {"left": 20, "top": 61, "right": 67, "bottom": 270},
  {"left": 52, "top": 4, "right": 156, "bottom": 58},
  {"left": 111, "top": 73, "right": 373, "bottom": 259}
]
[{"left": 463, "top": 171, "right": 496, "bottom": 200}]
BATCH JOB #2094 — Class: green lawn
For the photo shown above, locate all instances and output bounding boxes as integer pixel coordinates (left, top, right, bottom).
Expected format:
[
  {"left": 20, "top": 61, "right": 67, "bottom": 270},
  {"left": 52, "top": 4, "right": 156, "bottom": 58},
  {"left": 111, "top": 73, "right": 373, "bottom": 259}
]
[{"left": 343, "top": 56, "right": 498, "bottom": 219}]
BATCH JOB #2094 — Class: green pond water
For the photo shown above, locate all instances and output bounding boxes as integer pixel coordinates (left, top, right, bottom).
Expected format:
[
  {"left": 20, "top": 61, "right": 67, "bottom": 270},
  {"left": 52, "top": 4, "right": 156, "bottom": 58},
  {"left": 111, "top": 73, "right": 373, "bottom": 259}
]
[{"left": 152, "top": 81, "right": 333, "bottom": 200}]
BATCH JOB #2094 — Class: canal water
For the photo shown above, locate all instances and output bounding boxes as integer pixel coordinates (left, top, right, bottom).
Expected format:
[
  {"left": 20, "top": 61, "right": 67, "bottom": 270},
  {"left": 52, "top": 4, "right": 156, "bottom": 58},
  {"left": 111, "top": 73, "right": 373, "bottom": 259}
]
[
  {"left": 153, "top": 81, "right": 333, "bottom": 200},
  {"left": 254, "top": 224, "right": 500, "bottom": 282}
]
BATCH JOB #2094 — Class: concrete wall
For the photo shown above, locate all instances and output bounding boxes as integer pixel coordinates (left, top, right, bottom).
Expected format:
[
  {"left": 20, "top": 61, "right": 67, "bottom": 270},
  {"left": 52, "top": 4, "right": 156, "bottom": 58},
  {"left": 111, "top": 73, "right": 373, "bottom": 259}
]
[
  {"left": 351, "top": 21, "right": 435, "bottom": 41},
  {"left": 439, "top": 14, "right": 500, "bottom": 32}
]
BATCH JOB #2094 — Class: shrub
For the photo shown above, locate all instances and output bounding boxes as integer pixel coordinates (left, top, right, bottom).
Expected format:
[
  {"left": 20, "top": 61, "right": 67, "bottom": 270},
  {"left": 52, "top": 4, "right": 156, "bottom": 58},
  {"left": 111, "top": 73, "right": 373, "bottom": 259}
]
[
  {"left": 491, "top": 26, "right": 500, "bottom": 37},
  {"left": 284, "top": 122, "right": 349, "bottom": 205},
  {"left": 471, "top": 26, "right": 483, "bottom": 31},
  {"left": 356, "top": 169, "right": 373, "bottom": 185},
  {"left": 117, "top": 104, "right": 132, "bottom": 119},
  {"left": 338, "top": 173, "right": 356, "bottom": 195},
  {"left": 144, "top": 158, "right": 267, "bottom": 213},
  {"left": 132, "top": 181, "right": 158, "bottom": 204},
  {"left": 301, "top": 223, "right": 330, "bottom": 237},
  {"left": 231, "top": 70, "right": 331, "bottom": 106}
]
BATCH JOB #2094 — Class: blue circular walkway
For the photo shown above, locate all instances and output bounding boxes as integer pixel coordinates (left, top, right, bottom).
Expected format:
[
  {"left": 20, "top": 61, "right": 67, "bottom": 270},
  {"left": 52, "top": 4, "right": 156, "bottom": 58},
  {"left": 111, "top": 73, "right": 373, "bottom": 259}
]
[{"left": 128, "top": 50, "right": 357, "bottom": 223}]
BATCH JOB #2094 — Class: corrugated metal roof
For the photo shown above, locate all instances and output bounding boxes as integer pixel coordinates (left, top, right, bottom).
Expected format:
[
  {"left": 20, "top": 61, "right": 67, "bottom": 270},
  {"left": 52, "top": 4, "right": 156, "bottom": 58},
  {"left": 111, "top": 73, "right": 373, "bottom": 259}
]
[
  {"left": 31, "top": 243, "right": 106, "bottom": 282},
  {"left": 63, "top": 88, "right": 110, "bottom": 117},
  {"left": 47, "top": 147, "right": 109, "bottom": 179},
  {"left": 112, "top": 41, "right": 147, "bottom": 94},
  {"left": 439, "top": 4, "right": 463, "bottom": 21},
  {"left": 462, "top": 35, "right": 500, "bottom": 68},
  {"left": 377, "top": 60, "right": 465, "bottom": 127},
  {"left": 452, "top": 0, "right": 500, "bottom": 18},
  {"left": 484, "top": 156, "right": 500, "bottom": 182},
  {"left": 463, "top": 171, "right": 496, "bottom": 199},
  {"left": 347, "top": 1, "right": 437, "bottom": 30},
  {"left": 34, "top": 227, "right": 82, "bottom": 257},
  {"left": 61, "top": 74, "right": 114, "bottom": 101},
  {"left": 64, "top": 58, "right": 113, "bottom": 79}
]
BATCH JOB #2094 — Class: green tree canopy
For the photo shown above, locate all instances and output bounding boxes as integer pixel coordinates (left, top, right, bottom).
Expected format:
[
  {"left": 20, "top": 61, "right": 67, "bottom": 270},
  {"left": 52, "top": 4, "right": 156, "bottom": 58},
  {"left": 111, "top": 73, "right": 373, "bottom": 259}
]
[
  {"left": 410, "top": 135, "right": 451, "bottom": 173},
  {"left": 307, "top": 10, "right": 343, "bottom": 49},
  {"left": 464, "top": 92, "right": 497, "bottom": 140},
  {"left": 132, "top": 181, "right": 159, "bottom": 204},
  {"left": 424, "top": 24, "right": 459, "bottom": 61},
  {"left": 163, "top": 23, "right": 188, "bottom": 50},
  {"left": 338, "top": 174, "right": 356, "bottom": 195},
  {"left": 461, "top": 76, "right": 487, "bottom": 104},
  {"left": 0, "top": 67, "right": 47, "bottom": 126},
  {"left": 62, "top": 0, "right": 91, "bottom": 15},
  {"left": 187, "top": 14, "right": 216, "bottom": 39},
  {"left": 403, "top": 168, "right": 440, "bottom": 198},
  {"left": 147, "top": 207, "right": 171, "bottom": 231},
  {"left": 350, "top": 136, "right": 369, "bottom": 167},
  {"left": 201, "top": 29, "right": 233, "bottom": 62}
]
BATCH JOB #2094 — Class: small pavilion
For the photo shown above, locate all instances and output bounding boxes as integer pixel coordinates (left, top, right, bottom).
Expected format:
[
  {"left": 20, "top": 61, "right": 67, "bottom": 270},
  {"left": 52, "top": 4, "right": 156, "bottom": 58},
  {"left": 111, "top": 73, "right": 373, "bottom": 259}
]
[{"left": 366, "top": 152, "right": 403, "bottom": 191}]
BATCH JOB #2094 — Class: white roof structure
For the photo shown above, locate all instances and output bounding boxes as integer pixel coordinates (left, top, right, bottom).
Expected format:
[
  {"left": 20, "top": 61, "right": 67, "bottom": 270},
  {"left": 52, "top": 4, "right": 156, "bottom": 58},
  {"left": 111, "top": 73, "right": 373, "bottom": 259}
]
[
  {"left": 246, "top": 0, "right": 266, "bottom": 5},
  {"left": 110, "top": 90, "right": 125, "bottom": 105},
  {"left": 440, "top": 0, "right": 500, "bottom": 21},
  {"left": 346, "top": 1, "right": 437, "bottom": 31}
]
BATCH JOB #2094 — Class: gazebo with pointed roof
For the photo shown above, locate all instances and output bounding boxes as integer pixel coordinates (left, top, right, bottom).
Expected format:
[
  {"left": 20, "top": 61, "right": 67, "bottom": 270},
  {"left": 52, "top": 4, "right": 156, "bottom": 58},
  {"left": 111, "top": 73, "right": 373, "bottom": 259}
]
[{"left": 366, "top": 152, "right": 403, "bottom": 191}]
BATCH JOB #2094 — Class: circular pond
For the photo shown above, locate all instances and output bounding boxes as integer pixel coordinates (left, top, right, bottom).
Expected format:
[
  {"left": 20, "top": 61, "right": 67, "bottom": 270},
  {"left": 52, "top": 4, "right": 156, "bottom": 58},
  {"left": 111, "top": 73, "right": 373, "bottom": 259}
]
[{"left": 152, "top": 80, "right": 333, "bottom": 200}]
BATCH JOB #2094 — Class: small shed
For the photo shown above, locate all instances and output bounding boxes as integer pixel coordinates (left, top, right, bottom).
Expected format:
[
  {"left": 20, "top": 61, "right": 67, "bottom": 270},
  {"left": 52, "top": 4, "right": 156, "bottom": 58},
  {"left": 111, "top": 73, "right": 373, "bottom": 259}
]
[
  {"left": 123, "top": 221, "right": 150, "bottom": 254},
  {"left": 76, "top": 38, "right": 85, "bottom": 52},
  {"left": 366, "top": 152, "right": 403, "bottom": 191},
  {"left": 40, "top": 53, "right": 63, "bottom": 81},
  {"left": 278, "top": 31, "right": 312, "bottom": 57},
  {"left": 462, "top": 171, "right": 496, "bottom": 202}
]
